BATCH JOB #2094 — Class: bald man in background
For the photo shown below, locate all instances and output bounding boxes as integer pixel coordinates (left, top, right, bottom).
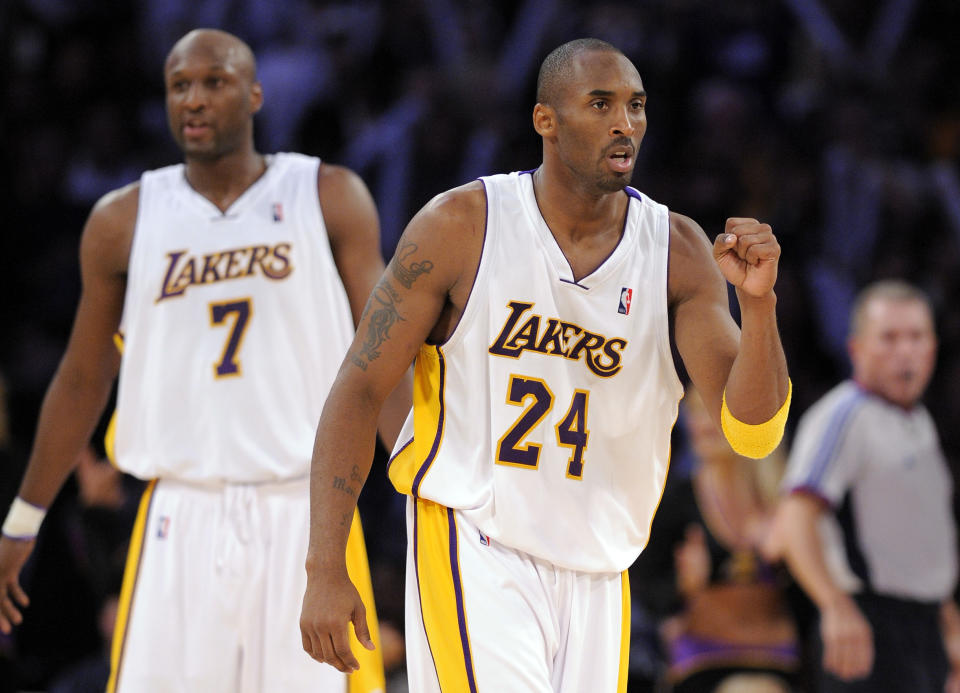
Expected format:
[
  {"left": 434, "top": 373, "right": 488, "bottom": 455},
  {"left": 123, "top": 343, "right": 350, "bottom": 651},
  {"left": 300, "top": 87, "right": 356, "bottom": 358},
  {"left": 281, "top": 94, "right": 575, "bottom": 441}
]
[{"left": 0, "top": 29, "right": 407, "bottom": 692}]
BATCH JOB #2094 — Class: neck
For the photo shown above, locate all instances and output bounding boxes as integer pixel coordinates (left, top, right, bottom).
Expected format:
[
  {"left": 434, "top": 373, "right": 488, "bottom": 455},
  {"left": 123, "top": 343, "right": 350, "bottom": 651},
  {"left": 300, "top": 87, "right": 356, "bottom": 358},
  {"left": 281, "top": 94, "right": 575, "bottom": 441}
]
[
  {"left": 184, "top": 147, "right": 266, "bottom": 213},
  {"left": 532, "top": 164, "right": 627, "bottom": 243}
]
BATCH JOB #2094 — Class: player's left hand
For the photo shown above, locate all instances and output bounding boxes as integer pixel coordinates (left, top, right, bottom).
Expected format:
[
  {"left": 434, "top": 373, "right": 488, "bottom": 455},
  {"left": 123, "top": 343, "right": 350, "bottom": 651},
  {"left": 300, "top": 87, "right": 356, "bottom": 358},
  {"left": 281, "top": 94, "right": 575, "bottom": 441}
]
[{"left": 713, "top": 218, "right": 780, "bottom": 298}]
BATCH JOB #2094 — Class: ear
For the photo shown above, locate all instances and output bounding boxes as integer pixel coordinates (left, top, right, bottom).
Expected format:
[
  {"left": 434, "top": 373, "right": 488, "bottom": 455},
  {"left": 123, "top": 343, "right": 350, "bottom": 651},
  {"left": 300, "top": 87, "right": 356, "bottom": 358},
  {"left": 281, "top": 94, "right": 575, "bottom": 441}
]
[
  {"left": 250, "top": 81, "right": 264, "bottom": 115},
  {"left": 846, "top": 336, "right": 859, "bottom": 369},
  {"left": 533, "top": 103, "right": 556, "bottom": 137}
]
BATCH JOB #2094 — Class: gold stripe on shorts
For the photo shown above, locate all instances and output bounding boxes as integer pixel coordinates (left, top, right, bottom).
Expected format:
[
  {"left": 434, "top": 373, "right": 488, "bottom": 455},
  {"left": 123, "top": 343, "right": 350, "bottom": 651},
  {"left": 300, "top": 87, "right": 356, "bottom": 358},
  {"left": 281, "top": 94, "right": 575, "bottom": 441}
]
[
  {"left": 347, "top": 508, "right": 386, "bottom": 693},
  {"left": 414, "top": 498, "right": 479, "bottom": 692},
  {"left": 617, "top": 570, "right": 631, "bottom": 693},
  {"left": 106, "top": 479, "right": 156, "bottom": 693}
]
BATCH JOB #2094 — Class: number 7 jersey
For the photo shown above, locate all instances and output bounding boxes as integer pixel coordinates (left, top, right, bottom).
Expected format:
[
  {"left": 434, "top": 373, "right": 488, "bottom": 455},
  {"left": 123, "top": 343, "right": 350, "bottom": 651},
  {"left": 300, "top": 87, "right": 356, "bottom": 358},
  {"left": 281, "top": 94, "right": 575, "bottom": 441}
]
[
  {"left": 388, "top": 171, "right": 683, "bottom": 573},
  {"left": 114, "top": 153, "right": 356, "bottom": 483}
]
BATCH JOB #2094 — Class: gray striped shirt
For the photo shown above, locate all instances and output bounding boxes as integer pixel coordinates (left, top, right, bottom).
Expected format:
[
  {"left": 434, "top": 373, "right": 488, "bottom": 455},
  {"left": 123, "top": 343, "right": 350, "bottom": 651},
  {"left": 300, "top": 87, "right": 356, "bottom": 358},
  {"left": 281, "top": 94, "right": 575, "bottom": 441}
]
[{"left": 782, "top": 380, "right": 957, "bottom": 602}]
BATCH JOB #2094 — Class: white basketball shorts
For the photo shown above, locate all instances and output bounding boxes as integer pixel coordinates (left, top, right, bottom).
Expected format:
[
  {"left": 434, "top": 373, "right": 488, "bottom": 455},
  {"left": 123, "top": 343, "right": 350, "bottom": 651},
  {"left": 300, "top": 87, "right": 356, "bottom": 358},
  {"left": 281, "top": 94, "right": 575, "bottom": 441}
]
[
  {"left": 404, "top": 496, "right": 631, "bottom": 692},
  {"left": 107, "top": 477, "right": 383, "bottom": 693}
]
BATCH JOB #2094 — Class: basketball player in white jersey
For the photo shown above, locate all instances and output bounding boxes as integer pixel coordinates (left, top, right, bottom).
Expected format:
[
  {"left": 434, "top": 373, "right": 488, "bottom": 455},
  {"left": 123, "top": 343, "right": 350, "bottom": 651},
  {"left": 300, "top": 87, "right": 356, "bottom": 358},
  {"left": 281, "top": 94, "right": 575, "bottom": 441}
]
[
  {"left": 0, "top": 29, "right": 408, "bottom": 692},
  {"left": 299, "top": 38, "right": 791, "bottom": 692}
]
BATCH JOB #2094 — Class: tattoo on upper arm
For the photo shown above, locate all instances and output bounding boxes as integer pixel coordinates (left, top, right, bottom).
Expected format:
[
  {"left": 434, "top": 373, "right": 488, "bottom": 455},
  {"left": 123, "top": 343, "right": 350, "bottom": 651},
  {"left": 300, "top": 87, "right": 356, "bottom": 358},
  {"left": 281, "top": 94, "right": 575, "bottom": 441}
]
[
  {"left": 390, "top": 242, "right": 434, "bottom": 288},
  {"left": 350, "top": 279, "right": 404, "bottom": 371}
]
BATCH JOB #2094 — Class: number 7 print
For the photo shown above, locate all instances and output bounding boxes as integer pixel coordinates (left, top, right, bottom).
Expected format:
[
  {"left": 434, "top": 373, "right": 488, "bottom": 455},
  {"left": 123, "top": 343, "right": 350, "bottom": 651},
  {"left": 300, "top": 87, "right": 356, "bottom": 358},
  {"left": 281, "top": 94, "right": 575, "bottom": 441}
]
[{"left": 209, "top": 298, "right": 252, "bottom": 378}]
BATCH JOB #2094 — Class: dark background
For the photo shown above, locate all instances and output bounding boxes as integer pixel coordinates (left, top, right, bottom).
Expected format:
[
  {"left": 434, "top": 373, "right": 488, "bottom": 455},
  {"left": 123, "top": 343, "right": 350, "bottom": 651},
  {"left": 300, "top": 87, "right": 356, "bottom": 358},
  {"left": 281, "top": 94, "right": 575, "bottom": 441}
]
[{"left": 1, "top": 0, "right": 958, "bottom": 690}]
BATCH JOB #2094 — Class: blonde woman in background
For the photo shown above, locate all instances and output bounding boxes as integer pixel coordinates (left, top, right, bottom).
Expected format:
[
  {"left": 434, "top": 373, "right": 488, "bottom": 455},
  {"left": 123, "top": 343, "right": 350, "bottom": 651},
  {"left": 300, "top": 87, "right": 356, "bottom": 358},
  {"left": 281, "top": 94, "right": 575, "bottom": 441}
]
[{"left": 631, "top": 387, "right": 799, "bottom": 693}]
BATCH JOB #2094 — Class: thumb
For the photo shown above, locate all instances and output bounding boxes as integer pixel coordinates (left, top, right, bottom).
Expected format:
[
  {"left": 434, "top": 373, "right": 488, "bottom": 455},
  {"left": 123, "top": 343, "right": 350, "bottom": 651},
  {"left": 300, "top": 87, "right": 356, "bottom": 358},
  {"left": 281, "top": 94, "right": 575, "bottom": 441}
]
[
  {"left": 713, "top": 233, "right": 737, "bottom": 259},
  {"left": 352, "top": 604, "right": 375, "bottom": 651}
]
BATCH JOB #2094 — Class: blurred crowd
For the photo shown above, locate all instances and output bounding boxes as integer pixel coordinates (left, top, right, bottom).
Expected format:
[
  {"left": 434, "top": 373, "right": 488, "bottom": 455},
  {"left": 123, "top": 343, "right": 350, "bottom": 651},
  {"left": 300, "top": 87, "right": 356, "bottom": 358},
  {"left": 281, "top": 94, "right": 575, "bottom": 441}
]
[{"left": 1, "top": 0, "right": 958, "bottom": 691}]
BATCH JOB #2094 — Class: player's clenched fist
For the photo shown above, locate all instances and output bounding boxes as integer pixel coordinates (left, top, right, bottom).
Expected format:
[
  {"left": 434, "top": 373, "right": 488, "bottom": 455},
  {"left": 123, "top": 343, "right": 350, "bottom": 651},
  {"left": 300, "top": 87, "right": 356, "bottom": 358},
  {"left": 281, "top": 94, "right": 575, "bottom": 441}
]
[{"left": 712, "top": 217, "right": 780, "bottom": 298}]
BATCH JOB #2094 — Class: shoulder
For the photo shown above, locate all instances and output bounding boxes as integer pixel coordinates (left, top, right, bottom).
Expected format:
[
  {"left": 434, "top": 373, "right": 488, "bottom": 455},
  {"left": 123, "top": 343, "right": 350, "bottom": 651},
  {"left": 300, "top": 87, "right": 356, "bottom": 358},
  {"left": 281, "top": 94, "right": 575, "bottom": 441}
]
[
  {"left": 82, "top": 181, "right": 140, "bottom": 274},
  {"left": 315, "top": 162, "right": 379, "bottom": 241},
  {"left": 395, "top": 181, "right": 487, "bottom": 294},
  {"left": 794, "top": 382, "right": 869, "bottom": 445},
  {"left": 407, "top": 181, "right": 487, "bottom": 258},
  {"left": 317, "top": 162, "right": 373, "bottom": 205},
  {"left": 668, "top": 211, "right": 710, "bottom": 258},
  {"left": 417, "top": 180, "right": 487, "bottom": 229},
  {"left": 667, "top": 211, "right": 723, "bottom": 304},
  {"left": 87, "top": 181, "right": 140, "bottom": 243},
  {"left": 91, "top": 180, "right": 140, "bottom": 222}
]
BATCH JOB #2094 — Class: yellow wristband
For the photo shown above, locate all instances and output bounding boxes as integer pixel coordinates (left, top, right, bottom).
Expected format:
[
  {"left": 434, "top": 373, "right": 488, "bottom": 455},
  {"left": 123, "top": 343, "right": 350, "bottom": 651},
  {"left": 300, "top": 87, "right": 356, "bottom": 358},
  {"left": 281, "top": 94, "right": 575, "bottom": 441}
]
[{"left": 720, "top": 379, "right": 792, "bottom": 459}]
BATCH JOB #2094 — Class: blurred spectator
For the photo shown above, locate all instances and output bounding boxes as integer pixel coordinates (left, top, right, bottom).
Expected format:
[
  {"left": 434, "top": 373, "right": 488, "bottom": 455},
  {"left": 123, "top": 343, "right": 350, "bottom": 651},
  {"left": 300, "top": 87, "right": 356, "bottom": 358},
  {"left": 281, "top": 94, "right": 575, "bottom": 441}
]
[
  {"left": 631, "top": 387, "right": 799, "bottom": 693},
  {"left": 765, "top": 280, "right": 960, "bottom": 691}
]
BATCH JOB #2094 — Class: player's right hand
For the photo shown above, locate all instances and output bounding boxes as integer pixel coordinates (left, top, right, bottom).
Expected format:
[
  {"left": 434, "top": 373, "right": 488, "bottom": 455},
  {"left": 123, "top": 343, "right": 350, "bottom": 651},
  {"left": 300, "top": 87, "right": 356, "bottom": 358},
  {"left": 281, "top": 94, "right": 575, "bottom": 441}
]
[
  {"left": 820, "top": 593, "right": 874, "bottom": 680},
  {"left": 0, "top": 536, "right": 35, "bottom": 634},
  {"left": 300, "top": 567, "right": 374, "bottom": 673}
]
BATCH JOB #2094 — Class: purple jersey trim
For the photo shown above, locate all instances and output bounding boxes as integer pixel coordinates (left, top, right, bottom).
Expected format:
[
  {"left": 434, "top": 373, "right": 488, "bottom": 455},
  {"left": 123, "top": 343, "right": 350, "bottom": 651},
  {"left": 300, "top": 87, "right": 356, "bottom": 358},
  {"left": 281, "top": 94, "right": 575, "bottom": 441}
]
[
  {"left": 668, "top": 632, "right": 799, "bottom": 675},
  {"left": 386, "top": 438, "right": 414, "bottom": 476},
  {"left": 0, "top": 532, "right": 37, "bottom": 542},
  {"left": 520, "top": 170, "right": 636, "bottom": 287},
  {"left": 412, "top": 347, "right": 446, "bottom": 498},
  {"left": 447, "top": 507, "right": 479, "bottom": 693},
  {"left": 786, "top": 485, "right": 834, "bottom": 509},
  {"left": 558, "top": 277, "right": 590, "bottom": 290}
]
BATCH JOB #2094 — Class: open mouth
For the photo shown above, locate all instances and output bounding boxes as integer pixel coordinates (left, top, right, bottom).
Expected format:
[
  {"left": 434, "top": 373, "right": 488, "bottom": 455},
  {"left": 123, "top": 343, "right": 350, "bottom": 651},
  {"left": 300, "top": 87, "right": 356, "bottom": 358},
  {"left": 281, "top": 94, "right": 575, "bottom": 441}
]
[
  {"left": 607, "top": 148, "right": 634, "bottom": 173},
  {"left": 183, "top": 120, "right": 211, "bottom": 138}
]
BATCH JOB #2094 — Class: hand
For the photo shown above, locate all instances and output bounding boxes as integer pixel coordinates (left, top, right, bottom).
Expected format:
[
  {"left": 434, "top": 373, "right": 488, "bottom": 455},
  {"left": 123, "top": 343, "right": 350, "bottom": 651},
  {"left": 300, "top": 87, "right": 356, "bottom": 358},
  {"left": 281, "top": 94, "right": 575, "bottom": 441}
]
[
  {"left": 75, "top": 447, "right": 125, "bottom": 509},
  {"left": 713, "top": 218, "right": 780, "bottom": 298},
  {"left": 300, "top": 566, "right": 374, "bottom": 673},
  {"left": 0, "top": 535, "right": 35, "bottom": 634},
  {"left": 820, "top": 593, "right": 874, "bottom": 680},
  {"left": 675, "top": 524, "right": 711, "bottom": 598}
]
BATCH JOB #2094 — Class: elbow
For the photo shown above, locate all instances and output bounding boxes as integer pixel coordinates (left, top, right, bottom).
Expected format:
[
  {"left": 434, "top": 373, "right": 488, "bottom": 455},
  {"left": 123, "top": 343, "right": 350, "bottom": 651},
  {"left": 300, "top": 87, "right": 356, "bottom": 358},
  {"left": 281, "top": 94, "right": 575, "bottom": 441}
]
[{"left": 720, "top": 379, "right": 792, "bottom": 459}]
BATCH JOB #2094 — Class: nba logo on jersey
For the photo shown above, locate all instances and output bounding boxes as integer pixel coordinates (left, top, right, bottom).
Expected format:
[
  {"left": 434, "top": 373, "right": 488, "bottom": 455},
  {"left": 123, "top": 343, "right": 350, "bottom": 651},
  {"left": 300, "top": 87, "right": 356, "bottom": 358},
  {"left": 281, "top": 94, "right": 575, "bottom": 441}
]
[
  {"left": 618, "top": 287, "right": 633, "bottom": 315},
  {"left": 478, "top": 530, "right": 490, "bottom": 546},
  {"left": 157, "top": 515, "right": 170, "bottom": 539},
  {"left": 272, "top": 203, "right": 284, "bottom": 222}
]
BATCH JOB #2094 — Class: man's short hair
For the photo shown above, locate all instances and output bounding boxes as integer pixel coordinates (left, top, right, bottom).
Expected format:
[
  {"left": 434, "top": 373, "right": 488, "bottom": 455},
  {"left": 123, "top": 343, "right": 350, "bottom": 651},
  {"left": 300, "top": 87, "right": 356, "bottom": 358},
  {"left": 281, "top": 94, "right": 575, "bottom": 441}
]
[
  {"left": 849, "top": 279, "right": 933, "bottom": 336},
  {"left": 536, "top": 38, "right": 623, "bottom": 105}
]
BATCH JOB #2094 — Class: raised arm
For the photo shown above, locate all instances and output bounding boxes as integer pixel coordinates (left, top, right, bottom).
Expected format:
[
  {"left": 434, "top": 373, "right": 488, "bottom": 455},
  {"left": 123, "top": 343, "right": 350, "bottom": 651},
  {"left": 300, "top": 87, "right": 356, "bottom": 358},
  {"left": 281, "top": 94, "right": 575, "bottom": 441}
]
[
  {"left": 669, "top": 214, "right": 789, "bottom": 457},
  {"left": 0, "top": 184, "right": 136, "bottom": 633},
  {"left": 300, "top": 182, "right": 486, "bottom": 673},
  {"left": 319, "top": 163, "right": 411, "bottom": 450}
]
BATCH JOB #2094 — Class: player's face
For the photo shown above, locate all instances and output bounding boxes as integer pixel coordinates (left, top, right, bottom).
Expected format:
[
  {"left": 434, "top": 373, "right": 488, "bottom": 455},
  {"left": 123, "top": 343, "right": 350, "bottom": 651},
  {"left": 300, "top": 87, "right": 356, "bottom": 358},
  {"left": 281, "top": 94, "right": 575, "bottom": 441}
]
[
  {"left": 849, "top": 299, "right": 937, "bottom": 409},
  {"left": 552, "top": 51, "right": 647, "bottom": 194},
  {"left": 164, "top": 44, "right": 260, "bottom": 160}
]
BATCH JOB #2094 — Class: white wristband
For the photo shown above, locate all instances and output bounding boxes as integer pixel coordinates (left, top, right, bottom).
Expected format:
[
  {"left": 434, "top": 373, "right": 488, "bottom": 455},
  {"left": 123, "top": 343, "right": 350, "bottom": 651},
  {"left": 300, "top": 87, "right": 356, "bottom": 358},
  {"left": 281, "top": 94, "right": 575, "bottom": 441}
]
[{"left": 2, "top": 497, "right": 47, "bottom": 540}]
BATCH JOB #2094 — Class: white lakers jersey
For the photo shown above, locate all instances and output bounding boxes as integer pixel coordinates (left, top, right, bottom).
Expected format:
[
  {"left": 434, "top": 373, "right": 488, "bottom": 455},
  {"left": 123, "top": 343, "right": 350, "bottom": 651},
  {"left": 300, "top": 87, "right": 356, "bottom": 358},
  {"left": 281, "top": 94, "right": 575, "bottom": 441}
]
[
  {"left": 389, "top": 171, "right": 683, "bottom": 573},
  {"left": 114, "top": 153, "right": 356, "bottom": 482}
]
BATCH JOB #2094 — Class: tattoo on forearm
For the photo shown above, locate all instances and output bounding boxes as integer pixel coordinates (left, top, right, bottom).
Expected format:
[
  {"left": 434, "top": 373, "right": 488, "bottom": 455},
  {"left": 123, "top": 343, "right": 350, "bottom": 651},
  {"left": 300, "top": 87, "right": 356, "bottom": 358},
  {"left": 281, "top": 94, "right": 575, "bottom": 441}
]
[
  {"left": 340, "top": 512, "right": 351, "bottom": 527},
  {"left": 352, "top": 279, "right": 404, "bottom": 367},
  {"left": 332, "top": 476, "right": 357, "bottom": 498},
  {"left": 390, "top": 241, "right": 434, "bottom": 289}
]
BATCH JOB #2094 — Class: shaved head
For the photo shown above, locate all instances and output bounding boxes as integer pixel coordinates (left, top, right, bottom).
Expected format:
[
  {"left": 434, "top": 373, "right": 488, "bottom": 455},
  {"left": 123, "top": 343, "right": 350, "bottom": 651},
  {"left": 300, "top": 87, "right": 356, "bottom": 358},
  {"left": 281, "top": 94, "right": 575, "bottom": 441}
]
[
  {"left": 165, "top": 29, "right": 257, "bottom": 82},
  {"left": 536, "top": 38, "right": 624, "bottom": 106}
]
